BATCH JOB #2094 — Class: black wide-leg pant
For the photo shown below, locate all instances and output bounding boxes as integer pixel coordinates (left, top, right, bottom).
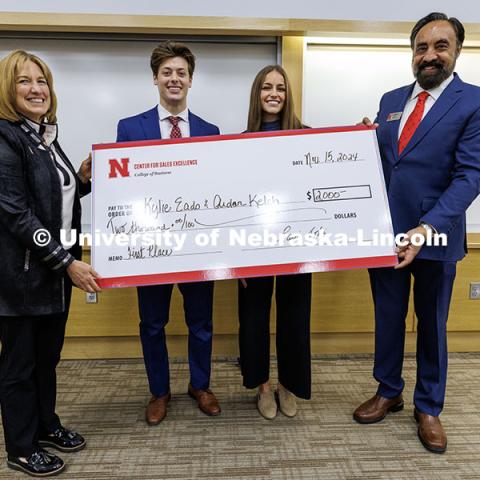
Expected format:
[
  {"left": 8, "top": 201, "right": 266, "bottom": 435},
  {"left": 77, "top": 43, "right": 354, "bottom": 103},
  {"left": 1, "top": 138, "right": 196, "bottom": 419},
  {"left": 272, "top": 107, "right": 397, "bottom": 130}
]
[
  {"left": 238, "top": 274, "right": 312, "bottom": 399},
  {"left": 0, "top": 281, "right": 71, "bottom": 457}
]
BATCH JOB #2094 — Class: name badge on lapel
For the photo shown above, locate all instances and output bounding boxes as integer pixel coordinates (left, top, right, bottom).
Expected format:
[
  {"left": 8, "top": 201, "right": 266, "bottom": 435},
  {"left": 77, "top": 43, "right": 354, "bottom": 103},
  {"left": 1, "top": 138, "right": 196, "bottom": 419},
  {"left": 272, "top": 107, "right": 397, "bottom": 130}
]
[{"left": 387, "top": 112, "right": 402, "bottom": 122}]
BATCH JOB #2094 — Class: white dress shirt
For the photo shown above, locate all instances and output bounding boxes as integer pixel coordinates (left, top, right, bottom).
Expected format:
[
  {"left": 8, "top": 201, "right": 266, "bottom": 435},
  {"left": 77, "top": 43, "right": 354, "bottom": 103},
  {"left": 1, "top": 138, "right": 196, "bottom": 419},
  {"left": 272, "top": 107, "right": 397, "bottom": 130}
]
[
  {"left": 157, "top": 104, "right": 190, "bottom": 139},
  {"left": 398, "top": 74, "right": 454, "bottom": 139},
  {"left": 26, "top": 119, "right": 75, "bottom": 235}
]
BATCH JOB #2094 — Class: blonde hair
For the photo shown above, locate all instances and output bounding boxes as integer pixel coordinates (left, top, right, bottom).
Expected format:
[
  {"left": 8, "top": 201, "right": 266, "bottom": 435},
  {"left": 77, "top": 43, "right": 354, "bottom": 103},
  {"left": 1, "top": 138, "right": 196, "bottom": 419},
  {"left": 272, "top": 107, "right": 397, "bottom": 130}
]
[
  {"left": 247, "top": 65, "right": 302, "bottom": 132},
  {"left": 0, "top": 50, "right": 57, "bottom": 123}
]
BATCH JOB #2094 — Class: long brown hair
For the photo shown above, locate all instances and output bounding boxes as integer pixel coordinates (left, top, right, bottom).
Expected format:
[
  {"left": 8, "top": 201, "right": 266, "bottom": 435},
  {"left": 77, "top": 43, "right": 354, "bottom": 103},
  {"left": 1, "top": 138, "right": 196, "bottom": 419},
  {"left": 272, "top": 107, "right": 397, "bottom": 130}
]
[
  {"left": 247, "top": 65, "right": 302, "bottom": 132},
  {"left": 0, "top": 50, "right": 57, "bottom": 123}
]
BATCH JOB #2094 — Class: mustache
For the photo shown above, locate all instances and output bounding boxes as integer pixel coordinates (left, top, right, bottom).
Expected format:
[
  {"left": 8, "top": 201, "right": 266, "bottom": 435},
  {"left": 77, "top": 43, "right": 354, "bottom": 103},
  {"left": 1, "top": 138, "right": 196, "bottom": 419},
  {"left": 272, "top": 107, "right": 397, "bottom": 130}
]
[{"left": 418, "top": 61, "right": 444, "bottom": 72}]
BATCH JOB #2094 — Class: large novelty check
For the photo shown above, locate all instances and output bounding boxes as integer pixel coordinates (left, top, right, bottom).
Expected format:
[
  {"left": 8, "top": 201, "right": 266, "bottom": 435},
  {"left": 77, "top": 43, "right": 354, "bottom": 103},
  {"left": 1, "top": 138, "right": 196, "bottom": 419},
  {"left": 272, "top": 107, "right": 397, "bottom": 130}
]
[{"left": 92, "top": 126, "right": 397, "bottom": 288}]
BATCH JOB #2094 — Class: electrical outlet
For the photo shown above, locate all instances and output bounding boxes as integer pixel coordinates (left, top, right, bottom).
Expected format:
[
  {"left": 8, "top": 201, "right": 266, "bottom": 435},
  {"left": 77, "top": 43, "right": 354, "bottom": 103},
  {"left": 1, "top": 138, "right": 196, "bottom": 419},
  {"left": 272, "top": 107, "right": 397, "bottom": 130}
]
[
  {"left": 469, "top": 282, "right": 480, "bottom": 300},
  {"left": 86, "top": 292, "right": 98, "bottom": 304}
]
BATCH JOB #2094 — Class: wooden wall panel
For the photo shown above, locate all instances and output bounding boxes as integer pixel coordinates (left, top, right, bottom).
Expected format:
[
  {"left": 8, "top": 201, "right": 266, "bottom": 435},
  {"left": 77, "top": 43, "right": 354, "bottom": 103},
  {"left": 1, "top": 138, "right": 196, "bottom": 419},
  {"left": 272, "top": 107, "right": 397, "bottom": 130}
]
[
  {"left": 445, "top": 249, "right": 480, "bottom": 331},
  {"left": 66, "top": 268, "right": 414, "bottom": 337},
  {"left": 412, "top": 249, "right": 480, "bottom": 332},
  {"left": 281, "top": 36, "right": 304, "bottom": 119},
  {"left": 67, "top": 243, "right": 479, "bottom": 343},
  {"left": 2, "top": 13, "right": 480, "bottom": 40},
  {"left": 311, "top": 270, "right": 374, "bottom": 332},
  {"left": 61, "top": 331, "right": 480, "bottom": 360}
]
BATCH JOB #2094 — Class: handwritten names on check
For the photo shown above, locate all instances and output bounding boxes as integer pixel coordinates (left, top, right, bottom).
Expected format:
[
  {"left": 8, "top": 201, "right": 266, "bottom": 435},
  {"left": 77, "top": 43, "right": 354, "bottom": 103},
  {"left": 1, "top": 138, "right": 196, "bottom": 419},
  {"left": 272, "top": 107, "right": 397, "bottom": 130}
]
[{"left": 105, "top": 191, "right": 328, "bottom": 259}]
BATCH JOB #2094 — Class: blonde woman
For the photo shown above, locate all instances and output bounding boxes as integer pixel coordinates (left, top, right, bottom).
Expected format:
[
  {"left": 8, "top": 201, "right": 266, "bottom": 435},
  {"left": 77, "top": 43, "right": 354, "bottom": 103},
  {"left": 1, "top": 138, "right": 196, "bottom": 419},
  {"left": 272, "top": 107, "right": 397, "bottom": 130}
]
[{"left": 0, "top": 50, "right": 99, "bottom": 477}]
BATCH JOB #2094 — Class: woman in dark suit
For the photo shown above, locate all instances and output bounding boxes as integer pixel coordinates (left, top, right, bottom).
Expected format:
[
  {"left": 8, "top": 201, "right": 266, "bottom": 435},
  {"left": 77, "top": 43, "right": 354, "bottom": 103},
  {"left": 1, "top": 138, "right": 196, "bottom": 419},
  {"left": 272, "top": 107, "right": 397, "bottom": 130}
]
[
  {"left": 0, "top": 50, "right": 101, "bottom": 477},
  {"left": 239, "top": 65, "right": 312, "bottom": 420}
]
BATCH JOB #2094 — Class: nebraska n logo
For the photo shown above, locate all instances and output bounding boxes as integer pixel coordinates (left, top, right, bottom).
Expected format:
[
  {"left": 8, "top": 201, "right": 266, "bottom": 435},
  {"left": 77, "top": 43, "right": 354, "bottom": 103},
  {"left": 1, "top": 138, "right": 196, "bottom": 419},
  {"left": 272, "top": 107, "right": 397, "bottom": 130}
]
[{"left": 108, "top": 158, "right": 130, "bottom": 178}]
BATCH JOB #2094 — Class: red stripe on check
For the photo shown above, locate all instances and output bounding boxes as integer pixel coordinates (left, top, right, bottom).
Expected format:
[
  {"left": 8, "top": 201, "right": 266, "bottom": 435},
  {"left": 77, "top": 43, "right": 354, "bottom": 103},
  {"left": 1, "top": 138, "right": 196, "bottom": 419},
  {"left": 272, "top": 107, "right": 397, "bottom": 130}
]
[
  {"left": 97, "top": 254, "right": 397, "bottom": 288},
  {"left": 92, "top": 124, "right": 376, "bottom": 151}
]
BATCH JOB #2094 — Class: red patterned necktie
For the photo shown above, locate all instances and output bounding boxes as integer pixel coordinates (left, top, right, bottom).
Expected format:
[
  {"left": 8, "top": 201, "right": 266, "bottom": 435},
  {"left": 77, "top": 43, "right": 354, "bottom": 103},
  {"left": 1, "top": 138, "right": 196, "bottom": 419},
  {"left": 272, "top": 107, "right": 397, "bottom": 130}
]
[
  {"left": 168, "top": 116, "right": 182, "bottom": 138},
  {"left": 398, "top": 91, "right": 429, "bottom": 154}
]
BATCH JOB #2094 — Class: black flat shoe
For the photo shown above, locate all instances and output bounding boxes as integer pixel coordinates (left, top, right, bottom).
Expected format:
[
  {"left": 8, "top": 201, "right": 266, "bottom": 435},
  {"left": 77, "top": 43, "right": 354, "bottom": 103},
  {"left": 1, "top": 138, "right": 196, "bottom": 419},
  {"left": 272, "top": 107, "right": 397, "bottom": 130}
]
[
  {"left": 7, "top": 450, "right": 65, "bottom": 477},
  {"left": 39, "top": 427, "right": 86, "bottom": 453}
]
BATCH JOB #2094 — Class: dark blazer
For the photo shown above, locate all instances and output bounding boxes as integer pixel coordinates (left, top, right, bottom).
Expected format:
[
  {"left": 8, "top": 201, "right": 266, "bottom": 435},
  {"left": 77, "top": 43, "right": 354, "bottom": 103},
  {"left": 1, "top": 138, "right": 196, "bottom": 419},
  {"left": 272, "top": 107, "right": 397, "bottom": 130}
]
[
  {"left": 375, "top": 74, "right": 480, "bottom": 262},
  {"left": 117, "top": 106, "right": 219, "bottom": 142},
  {"left": 0, "top": 120, "right": 89, "bottom": 316}
]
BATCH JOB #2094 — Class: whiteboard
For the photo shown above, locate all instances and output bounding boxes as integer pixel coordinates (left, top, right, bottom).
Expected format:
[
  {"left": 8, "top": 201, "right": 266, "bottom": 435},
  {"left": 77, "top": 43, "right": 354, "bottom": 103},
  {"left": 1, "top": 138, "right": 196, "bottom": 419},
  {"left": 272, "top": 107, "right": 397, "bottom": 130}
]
[
  {"left": 304, "top": 44, "right": 480, "bottom": 232},
  {"left": 0, "top": 38, "right": 277, "bottom": 230}
]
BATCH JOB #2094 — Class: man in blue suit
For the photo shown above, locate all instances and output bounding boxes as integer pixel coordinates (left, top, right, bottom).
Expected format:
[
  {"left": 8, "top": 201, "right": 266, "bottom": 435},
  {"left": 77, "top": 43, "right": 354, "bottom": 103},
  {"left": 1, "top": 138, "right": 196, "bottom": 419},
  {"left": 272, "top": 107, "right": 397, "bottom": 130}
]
[
  {"left": 116, "top": 41, "right": 221, "bottom": 425},
  {"left": 353, "top": 13, "right": 480, "bottom": 453}
]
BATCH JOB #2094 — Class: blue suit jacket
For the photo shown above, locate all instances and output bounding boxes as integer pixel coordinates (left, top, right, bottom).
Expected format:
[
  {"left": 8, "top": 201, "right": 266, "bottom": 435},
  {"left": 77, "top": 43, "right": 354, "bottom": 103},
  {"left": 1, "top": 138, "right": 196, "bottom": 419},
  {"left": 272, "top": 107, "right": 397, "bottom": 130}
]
[
  {"left": 116, "top": 106, "right": 220, "bottom": 143},
  {"left": 375, "top": 74, "right": 480, "bottom": 262}
]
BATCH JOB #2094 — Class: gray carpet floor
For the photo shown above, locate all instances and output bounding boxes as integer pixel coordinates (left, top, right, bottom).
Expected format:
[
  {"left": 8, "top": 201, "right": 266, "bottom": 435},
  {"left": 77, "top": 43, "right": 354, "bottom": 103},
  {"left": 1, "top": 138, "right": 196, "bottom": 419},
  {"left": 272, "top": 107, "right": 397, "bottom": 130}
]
[{"left": 1, "top": 354, "right": 479, "bottom": 479}]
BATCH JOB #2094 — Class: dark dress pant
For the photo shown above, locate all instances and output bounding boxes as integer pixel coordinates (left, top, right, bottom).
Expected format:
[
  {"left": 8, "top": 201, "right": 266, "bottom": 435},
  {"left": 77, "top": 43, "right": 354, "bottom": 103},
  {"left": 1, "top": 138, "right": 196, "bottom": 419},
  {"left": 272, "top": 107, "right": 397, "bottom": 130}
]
[
  {"left": 137, "top": 281, "right": 214, "bottom": 397},
  {"left": 0, "top": 281, "right": 71, "bottom": 457},
  {"left": 369, "top": 259, "right": 456, "bottom": 416},
  {"left": 238, "top": 274, "right": 312, "bottom": 399}
]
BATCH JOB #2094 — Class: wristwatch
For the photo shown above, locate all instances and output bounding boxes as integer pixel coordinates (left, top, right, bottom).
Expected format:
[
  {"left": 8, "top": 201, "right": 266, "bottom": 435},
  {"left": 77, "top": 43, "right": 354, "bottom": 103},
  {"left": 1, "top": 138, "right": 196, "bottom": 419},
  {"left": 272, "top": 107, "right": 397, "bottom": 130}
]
[{"left": 419, "top": 222, "right": 434, "bottom": 235}]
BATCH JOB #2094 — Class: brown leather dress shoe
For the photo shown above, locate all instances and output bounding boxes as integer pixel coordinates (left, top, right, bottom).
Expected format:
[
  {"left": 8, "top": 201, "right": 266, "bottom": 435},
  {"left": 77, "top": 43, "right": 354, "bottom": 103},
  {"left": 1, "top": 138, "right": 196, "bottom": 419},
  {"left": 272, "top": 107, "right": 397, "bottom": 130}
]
[
  {"left": 414, "top": 409, "right": 447, "bottom": 454},
  {"left": 188, "top": 384, "right": 221, "bottom": 416},
  {"left": 146, "top": 393, "right": 171, "bottom": 426},
  {"left": 353, "top": 394, "right": 404, "bottom": 424}
]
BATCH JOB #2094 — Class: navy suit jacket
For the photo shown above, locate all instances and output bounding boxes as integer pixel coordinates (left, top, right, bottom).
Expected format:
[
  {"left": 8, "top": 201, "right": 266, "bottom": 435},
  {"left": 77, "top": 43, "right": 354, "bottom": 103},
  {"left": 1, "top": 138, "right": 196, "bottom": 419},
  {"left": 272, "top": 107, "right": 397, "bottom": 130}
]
[
  {"left": 375, "top": 74, "right": 480, "bottom": 262},
  {"left": 116, "top": 106, "right": 219, "bottom": 143}
]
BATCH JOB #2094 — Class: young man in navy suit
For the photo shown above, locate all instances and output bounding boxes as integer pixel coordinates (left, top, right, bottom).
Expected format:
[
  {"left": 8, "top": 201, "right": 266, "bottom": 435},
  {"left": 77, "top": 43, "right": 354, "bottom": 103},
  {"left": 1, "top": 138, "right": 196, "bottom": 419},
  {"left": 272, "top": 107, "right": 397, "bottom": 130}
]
[
  {"left": 353, "top": 13, "right": 480, "bottom": 453},
  {"left": 117, "top": 41, "right": 221, "bottom": 424}
]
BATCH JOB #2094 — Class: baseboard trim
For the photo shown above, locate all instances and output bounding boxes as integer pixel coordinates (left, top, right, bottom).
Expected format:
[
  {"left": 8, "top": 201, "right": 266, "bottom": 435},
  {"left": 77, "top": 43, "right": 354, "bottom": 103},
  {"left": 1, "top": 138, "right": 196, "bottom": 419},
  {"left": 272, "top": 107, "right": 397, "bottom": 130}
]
[{"left": 61, "top": 332, "right": 480, "bottom": 360}]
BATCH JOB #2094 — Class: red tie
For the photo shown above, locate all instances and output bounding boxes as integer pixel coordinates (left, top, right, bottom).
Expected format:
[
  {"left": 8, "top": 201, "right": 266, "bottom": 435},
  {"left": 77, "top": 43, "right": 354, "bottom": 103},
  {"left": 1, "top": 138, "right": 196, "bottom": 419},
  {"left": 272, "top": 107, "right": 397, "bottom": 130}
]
[
  {"left": 398, "top": 91, "right": 429, "bottom": 154},
  {"left": 168, "top": 116, "right": 182, "bottom": 138}
]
